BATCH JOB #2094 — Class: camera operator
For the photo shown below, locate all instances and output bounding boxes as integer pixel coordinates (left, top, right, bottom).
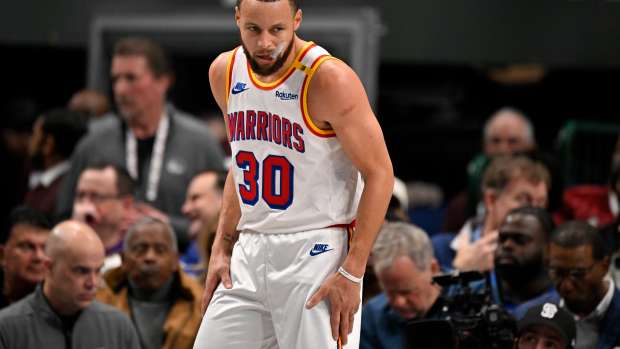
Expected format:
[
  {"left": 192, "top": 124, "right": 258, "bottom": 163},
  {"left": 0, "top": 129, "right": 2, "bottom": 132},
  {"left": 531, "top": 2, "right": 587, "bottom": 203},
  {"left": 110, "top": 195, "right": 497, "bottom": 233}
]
[
  {"left": 492, "top": 207, "right": 559, "bottom": 318},
  {"left": 514, "top": 302, "right": 576, "bottom": 349},
  {"left": 361, "top": 222, "right": 446, "bottom": 349}
]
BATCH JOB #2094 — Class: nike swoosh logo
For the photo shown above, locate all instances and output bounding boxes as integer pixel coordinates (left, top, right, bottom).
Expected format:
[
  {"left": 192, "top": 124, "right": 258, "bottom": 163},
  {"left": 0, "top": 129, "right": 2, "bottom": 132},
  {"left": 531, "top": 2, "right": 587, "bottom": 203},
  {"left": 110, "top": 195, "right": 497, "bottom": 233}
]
[
  {"left": 309, "top": 248, "right": 334, "bottom": 256},
  {"left": 231, "top": 87, "right": 249, "bottom": 95}
]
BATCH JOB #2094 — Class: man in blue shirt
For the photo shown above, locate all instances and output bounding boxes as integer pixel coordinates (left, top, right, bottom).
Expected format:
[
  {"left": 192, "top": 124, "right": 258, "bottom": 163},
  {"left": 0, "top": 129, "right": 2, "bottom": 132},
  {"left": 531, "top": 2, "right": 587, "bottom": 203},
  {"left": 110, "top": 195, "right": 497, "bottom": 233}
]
[
  {"left": 361, "top": 222, "right": 446, "bottom": 349},
  {"left": 492, "top": 206, "right": 559, "bottom": 318}
]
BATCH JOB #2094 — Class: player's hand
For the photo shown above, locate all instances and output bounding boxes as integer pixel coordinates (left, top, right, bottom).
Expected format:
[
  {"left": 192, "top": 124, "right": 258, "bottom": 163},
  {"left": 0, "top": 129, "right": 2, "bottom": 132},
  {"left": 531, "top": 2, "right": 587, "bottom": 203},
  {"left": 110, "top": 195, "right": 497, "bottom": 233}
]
[
  {"left": 305, "top": 271, "right": 361, "bottom": 346},
  {"left": 201, "top": 244, "right": 233, "bottom": 314},
  {"left": 452, "top": 230, "right": 498, "bottom": 272}
]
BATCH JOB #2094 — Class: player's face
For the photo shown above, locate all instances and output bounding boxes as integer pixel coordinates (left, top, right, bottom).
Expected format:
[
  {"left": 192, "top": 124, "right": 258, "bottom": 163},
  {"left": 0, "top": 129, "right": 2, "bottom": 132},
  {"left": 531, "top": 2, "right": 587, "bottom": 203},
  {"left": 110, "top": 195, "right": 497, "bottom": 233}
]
[
  {"left": 236, "top": 0, "right": 301, "bottom": 76},
  {"left": 378, "top": 255, "right": 439, "bottom": 320}
]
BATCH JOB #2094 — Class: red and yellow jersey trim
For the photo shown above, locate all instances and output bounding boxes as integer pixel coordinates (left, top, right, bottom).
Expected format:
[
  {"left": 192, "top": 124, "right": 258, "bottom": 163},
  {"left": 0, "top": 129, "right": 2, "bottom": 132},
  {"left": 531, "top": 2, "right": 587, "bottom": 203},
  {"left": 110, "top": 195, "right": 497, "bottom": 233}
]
[
  {"left": 225, "top": 47, "right": 240, "bottom": 105},
  {"left": 300, "top": 55, "right": 337, "bottom": 138},
  {"left": 246, "top": 41, "right": 316, "bottom": 90},
  {"left": 328, "top": 220, "right": 356, "bottom": 246}
]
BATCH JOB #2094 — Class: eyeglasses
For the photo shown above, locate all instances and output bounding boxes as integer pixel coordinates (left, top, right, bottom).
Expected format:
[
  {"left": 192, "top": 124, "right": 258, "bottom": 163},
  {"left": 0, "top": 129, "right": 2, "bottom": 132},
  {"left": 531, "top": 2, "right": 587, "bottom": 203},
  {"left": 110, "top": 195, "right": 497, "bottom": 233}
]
[
  {"left": 548, "top": 264, "right": 596, "bottom": 281},
  {"left": 75, "top": 192, "right": 120, "bottom": 204}
]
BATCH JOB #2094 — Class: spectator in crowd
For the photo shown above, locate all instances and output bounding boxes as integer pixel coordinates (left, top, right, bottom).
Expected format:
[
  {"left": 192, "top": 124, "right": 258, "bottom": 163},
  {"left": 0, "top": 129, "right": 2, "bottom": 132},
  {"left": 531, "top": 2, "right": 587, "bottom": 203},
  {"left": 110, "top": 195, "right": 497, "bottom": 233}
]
[
  {"left": 67, "top": 89, "right": 111, "bottom": 120},
  {"left": 434, "top": 156, "right": 550, "bottom": 272},
  {"left": 363, "top": 177, "right": 412, "bottom": 304},
  {"left": 0, "top": 206, "right": 50, "bottom": 307},
  {"left": 202, "top": 111, "right": 231, "bottom": 158},
  {"left": 361, "top": 222, "right": 445, "bottom": 349},
  {"left": 601, "top": 163, "right": 620, "bottom": 284},
  {"left": 514, "top": 302, "right": 576, "bottom": 349},
  {"left": 72, "top": 163, "right": 150, "bottom": 273},
  {"left": 97, "top": 217, "right": 203, "bottom": 349},
  {"left": 385, "top": 177, "right": 410, "bottom": 223},
  {"left": 56, "top": 37, "right": 225, "bottom": 253},
  {"left": 0, "top": 97, "right": 39, "bottom": 231},
  {"left": 483, "top": 107, "right": 536, "bottom": 157},
  {"left": 443, "top": 107, "right": 536, "bottom": 232},
  {"left": 0, "top": 220, "right": 140, "bottom": 348},
  {"left": 25, "top": 108, "right": 87, "bottom": 218},
  {"left": 548, "top": 221, "right": 620, "bottom": 348},
  {"left": 493, "top": 207, "right": 559, "bottom": 318},
  {"left": 181, "top": 170, "right": 225, "bottom": 278}
]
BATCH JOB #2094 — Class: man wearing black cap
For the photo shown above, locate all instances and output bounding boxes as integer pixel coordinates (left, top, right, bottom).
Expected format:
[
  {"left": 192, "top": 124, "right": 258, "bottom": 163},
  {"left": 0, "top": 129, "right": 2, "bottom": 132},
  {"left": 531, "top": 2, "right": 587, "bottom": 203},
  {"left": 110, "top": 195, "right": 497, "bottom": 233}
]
[{"left": 515, "top": 302, "right": 576, "bottom": 349}]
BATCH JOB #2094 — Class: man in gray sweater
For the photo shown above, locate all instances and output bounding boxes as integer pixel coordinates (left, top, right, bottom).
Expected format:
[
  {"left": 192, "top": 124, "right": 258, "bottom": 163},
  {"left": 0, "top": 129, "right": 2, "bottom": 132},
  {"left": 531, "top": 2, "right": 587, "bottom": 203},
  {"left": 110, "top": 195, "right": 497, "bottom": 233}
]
[
  {"left": 0, "top": 220, "right": 140, "bottom": 349},
  {"left": 56, "top": 37, "right": 225, "bottom": 252}
]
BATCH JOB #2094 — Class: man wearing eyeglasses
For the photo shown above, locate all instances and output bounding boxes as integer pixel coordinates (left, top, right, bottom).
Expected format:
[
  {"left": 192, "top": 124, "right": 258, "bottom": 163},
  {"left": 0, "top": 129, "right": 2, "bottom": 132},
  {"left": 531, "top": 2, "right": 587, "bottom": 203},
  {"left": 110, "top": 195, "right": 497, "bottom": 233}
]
[
  {"left": 548, "top": 220, "right": 620, "bottom": 349},
  {"left": 72, "top": 163, "right": 167, "bottom": 273}
]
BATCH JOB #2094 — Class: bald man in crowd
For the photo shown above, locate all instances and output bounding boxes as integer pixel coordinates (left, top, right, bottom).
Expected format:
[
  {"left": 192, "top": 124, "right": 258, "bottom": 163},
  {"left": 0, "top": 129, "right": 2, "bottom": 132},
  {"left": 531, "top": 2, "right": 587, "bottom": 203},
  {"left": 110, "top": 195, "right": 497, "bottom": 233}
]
[
  {"left": 483, "top": 107, "right": 536, "bottom": 157},
  {"left": 0, "top": 220, "right": 140, "bottom": 348}
]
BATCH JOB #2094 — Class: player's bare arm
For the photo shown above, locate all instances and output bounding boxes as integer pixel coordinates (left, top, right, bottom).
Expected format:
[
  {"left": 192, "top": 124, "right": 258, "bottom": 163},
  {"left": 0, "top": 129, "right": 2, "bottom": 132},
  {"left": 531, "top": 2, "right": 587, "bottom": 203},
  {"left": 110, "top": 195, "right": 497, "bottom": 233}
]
[
  {"left": 201, "top": 51, "right": 243, "bottom": 313},
  {"left": 305, "top": 59, "right": 394, "bottom": 344}
]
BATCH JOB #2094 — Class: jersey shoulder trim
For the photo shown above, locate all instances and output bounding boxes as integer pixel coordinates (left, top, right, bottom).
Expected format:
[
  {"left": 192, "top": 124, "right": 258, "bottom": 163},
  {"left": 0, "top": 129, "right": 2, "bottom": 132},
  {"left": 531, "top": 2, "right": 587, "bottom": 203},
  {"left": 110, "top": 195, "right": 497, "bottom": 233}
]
[
  {"left": 300, "top": 54, "right": 338, "bottom": 138},
  {"left": 225, "top": 47, "right": 240, "bottom": 105}
]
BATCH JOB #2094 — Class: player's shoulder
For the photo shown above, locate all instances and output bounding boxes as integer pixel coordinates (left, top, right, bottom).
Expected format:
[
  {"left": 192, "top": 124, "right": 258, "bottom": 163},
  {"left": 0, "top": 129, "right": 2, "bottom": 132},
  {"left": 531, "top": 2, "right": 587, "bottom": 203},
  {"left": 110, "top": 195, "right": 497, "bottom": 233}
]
[
  {"left": 210, "top": 48, "right": 238, "bottom": 77},
  {"left": 312, "top": 57, "right": 361, "bottom": 91}
]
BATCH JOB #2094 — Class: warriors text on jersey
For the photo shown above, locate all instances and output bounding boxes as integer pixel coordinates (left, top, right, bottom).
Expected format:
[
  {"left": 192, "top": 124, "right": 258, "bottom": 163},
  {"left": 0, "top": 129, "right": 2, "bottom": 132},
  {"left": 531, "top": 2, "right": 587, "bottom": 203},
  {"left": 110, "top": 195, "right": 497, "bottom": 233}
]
[{"left": 225, "top": 42, "right": 363, "bottom": 234}]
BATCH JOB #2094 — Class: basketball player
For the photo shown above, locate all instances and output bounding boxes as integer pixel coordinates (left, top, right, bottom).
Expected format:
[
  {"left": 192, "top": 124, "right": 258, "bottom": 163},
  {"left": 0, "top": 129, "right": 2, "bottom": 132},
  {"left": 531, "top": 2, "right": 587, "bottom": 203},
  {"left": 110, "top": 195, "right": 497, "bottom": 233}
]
[{"left": 193, "top": 1, "right": 393, "bottom": 348}]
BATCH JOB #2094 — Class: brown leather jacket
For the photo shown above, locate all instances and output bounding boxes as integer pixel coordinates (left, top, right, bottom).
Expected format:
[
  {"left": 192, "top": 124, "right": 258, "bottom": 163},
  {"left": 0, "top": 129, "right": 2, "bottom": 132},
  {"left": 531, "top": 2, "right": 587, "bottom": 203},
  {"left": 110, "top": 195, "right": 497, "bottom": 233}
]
[{"left": 96, "top": 267, "right": 204, "bottom": 349}]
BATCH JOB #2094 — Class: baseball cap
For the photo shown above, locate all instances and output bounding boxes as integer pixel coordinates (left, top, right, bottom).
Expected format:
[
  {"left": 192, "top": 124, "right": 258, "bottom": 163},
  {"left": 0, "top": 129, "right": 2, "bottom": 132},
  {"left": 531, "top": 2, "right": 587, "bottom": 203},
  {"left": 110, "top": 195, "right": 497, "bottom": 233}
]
[{"left": 518, "top": 303, "right": 576, "bottom": 348}]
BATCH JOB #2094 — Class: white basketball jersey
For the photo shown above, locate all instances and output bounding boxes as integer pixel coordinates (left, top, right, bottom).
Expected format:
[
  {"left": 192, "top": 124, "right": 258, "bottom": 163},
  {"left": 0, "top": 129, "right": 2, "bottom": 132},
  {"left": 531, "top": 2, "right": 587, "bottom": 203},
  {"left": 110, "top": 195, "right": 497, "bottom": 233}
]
[{"left": 225, "top": 42, "right": 363, "bottom": 234}]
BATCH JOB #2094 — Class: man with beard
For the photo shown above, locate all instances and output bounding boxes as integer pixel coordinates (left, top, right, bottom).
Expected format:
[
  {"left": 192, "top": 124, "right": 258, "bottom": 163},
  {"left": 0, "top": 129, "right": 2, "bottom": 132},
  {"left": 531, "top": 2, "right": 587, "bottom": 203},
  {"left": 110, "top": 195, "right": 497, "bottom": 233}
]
[
  {"left": 194, "top": 0, "right": 394, "bottom": 348},
  {"left": 25, "top": 108, "right": 87, "bottom": 219},
  {"left": 0, "top": 220, "right": 140, "bottom": 348},
  {"left": 0, "top": 206, "right": 50, "bottom": 308},
  {"left": 433, "top": 156, "right": 550, "bottom": 272},
  {"left": 492, "top": 206, "right": 559, "bottom": 318},
  {"left": 56, "top": 37, "right": 225, "bottom": 253},
  {"left": 548, "top": 220, "right": 620, "bottom": 349},
  {"left": 97, "top": 217, "right": 203, "bottom": 349}
]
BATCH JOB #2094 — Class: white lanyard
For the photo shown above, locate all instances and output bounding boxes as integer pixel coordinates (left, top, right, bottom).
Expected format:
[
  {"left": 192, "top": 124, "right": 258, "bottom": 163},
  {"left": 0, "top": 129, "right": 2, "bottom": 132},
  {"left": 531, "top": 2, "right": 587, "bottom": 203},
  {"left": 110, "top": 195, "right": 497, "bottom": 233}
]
[{"left": 126, "top": 113, "right": 170, "bottom": 202}]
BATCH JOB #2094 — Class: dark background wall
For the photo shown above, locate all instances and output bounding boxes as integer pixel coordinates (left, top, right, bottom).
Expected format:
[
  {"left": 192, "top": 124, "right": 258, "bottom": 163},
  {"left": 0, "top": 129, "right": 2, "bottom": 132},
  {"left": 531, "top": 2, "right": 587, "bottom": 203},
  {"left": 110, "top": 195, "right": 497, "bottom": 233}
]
[
  {"left": 2, "top": 0, "right": 620, "bottom": 66},
  {"left": 2, "top": 0, "right": 620, "bottom": 199}
]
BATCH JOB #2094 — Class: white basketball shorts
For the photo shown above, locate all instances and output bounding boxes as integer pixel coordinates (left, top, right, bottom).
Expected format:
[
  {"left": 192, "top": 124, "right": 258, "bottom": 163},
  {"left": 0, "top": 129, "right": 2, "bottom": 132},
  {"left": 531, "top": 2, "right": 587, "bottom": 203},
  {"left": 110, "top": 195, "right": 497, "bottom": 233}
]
[{"left": 192, "top": 226, "right": 361, "bottom": 349}]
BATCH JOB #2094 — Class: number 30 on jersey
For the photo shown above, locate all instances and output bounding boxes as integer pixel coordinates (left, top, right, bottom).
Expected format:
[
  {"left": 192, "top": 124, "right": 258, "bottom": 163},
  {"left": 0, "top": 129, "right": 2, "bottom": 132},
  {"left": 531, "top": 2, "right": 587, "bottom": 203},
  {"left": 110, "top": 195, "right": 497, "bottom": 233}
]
[{"left": 235, "top": 151, "right": 294, "bottom": 210}]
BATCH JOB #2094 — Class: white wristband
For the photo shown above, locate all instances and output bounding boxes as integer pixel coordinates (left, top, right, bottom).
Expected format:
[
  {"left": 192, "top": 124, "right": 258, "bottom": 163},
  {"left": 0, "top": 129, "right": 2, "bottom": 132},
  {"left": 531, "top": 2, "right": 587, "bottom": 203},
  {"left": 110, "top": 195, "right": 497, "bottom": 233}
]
[{"left": 337, "top": 266, "right": 363, "bottom": 284}]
